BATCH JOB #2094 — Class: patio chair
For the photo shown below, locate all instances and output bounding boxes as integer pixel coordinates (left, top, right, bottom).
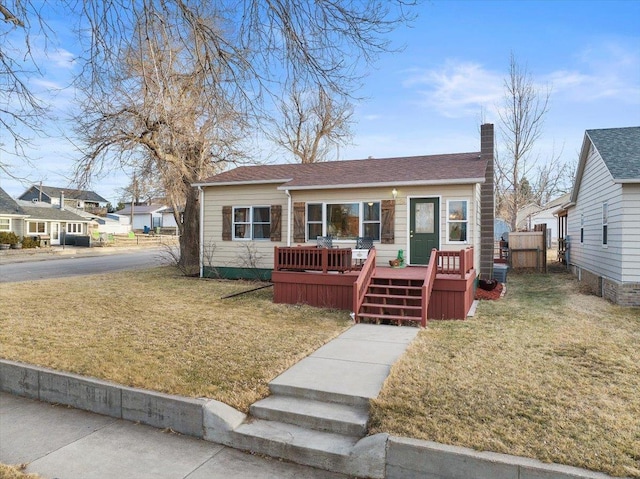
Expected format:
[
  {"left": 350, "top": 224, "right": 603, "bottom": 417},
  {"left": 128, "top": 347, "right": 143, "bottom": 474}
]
[
  {"left": 316, "top": 235, "right": 333, "bottom": 248},
  {"left": 355, "top": 237, "right": 374, "bottom": 250}
]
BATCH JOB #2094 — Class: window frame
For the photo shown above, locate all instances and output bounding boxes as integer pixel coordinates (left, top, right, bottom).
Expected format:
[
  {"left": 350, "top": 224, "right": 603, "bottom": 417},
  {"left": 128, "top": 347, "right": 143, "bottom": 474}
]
[
  {"left": 0, "top": 218, "right": 10, "bottom": 231},
  {"left": 446, "top": 199, "right": 469, "bottom": 244},
  {"left": 67, "top": 223, "right": 83, "bottom": 234},
  {"left": 27, "top": 221, "right": 47, "bottom": 234},
  {"left": 232, "top": 206, "right": 271, "bottom": 241},
  {"left": 305, "top": 201, "right": 381, "bottom": 242},
  {"left": 602, "top": 202, "right": 608, "bottom": 247}
]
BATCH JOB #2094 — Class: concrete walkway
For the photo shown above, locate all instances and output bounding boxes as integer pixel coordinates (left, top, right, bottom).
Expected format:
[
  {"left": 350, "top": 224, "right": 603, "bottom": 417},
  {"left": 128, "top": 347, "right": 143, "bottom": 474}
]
[{"left": 0, "top": 324, "right": 419, "bottom": 479}]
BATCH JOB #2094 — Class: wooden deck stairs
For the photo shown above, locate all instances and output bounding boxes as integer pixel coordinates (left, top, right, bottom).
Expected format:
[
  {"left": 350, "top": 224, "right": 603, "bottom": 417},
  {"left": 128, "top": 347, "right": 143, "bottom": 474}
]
[
  {"left": 353, "top": 248, "right": 438, "bottom": 327},
  {"left": 357, "top": 273, "right": 424, "bottom": 326}
]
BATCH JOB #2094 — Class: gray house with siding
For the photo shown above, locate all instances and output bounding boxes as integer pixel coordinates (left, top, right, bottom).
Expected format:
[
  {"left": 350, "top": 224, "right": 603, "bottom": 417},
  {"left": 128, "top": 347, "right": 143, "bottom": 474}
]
[{"left": 559, "top": 126, "right": 640, "bottom": 306}]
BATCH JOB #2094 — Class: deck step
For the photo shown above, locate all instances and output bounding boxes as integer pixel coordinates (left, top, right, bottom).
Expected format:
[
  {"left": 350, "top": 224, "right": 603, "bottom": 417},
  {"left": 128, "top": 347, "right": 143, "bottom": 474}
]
[
  {"left": 250, "top": 395, "right": 368, "bottom": 436},
  {"left": 365, "top": 293, "right": 421, "bottom": 300},
  {"left": 358, "top": 312, "right": 422, "bottom": 323},
  {"left": 362, "top": 302, "right": 422, "bottom": 311}
]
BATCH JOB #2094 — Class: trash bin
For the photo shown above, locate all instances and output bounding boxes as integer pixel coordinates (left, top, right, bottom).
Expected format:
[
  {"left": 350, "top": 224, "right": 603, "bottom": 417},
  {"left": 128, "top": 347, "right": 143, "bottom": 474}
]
[
  {"left": 143, "top": 226, "right": 150, "bottom": 234},
  {"left": 494, "top": 264, "right": 508, "bottom": 283}
]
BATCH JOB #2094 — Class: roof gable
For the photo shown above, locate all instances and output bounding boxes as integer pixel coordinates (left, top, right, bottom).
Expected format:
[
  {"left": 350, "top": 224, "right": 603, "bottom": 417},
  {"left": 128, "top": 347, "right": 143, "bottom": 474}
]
[
  {"left": 570, "top": 126, "right": 640, "bottom": 204},
  {"left": 196, "top": 152, "right": 487, "bottom": 189},
  {"left": 586, "top": 127, "right": 640, "bottom": 181}
]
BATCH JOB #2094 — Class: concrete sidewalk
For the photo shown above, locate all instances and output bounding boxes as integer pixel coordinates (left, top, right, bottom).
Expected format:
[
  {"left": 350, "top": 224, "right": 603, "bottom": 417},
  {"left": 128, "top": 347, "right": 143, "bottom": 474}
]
[{"left": 0, "top": 392, "right": 346, "bottom": 479}]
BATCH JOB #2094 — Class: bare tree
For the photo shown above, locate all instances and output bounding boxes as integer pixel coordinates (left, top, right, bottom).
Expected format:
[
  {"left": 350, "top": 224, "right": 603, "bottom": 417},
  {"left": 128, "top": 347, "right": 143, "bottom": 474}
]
[
  {"left": 0, "top": 1, "right": 50, "bottom": 176},
  {"left": 73, "top": 9, "right": 246, "bottom": 270},
  {"left": 495, "top": 53, "right": 573, "bottom": 229},
  {"left": 267, "top": 82, "right": 353, "bottom": 163},
  {"left": 3, "top": 0, "right": 416, "bottom": 271}
]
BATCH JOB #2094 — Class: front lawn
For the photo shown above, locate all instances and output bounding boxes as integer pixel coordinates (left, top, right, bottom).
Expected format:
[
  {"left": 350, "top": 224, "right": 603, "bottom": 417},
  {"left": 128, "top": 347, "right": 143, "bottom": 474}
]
[
  {"left": 0, "top": 267, "right": 350, "bottom": 411},
  {"left": 369, "top": 270, "right": 640, "bottom": 478}
]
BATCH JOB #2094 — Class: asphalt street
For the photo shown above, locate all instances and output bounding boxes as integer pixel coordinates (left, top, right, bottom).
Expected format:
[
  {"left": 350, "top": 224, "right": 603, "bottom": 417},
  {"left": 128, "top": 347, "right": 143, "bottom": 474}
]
[{"left": 0, "top": 247, "right": 169, "bottom": 282}]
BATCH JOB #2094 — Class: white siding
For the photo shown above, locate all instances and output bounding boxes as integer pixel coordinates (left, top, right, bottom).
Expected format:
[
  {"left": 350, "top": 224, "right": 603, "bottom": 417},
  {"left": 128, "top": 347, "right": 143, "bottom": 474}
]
[
  {"left": 202, "top": 184, "right": 288, "bottom": 269},
  {"left": 620, "top": 184, "right": 640, "bottom": 282},
  {"left": 202, "top": 182, "right": 480, "bottom": 270},
  {"left": 567, "top": 143, "right": 624, "bottom": 282}
]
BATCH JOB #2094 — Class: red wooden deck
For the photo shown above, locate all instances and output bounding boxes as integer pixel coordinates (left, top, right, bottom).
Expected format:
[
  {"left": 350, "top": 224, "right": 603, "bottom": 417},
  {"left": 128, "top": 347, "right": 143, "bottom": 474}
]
[{"left": 272, "top": 246, "right": 476, "bottom": 322}]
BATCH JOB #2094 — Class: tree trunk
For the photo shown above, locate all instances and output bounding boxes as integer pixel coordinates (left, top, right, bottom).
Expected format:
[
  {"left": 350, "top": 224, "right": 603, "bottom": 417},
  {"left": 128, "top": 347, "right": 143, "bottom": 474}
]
[{"left": 179, "top": 185, "right": 200, "bottom": 275}]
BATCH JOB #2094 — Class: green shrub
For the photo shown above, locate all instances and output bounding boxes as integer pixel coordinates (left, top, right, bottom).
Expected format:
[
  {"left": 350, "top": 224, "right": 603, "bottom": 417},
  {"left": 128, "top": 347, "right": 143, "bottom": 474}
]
[
  {"left": 21, "top": 236, "right": 38, "bottom": 248},
  {"left": 0, "top": 231, "right": 19, "bottom": 244}
]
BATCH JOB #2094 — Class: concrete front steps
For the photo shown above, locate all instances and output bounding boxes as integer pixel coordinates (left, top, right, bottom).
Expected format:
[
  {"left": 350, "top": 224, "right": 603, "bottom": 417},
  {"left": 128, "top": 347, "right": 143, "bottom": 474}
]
[
  {"left": 233, "top": 384, "right": 385, "bottom": 478},
  {"left": 224, "top": 324, "right": 420, "bottom": 478}
]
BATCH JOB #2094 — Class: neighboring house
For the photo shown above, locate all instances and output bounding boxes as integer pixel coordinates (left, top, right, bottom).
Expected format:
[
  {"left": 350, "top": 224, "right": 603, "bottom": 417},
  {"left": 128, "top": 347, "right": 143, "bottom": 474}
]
[
  {"left": 194, "top": 124, "right": 495, "bottom": 282},
  {"left": 0, "top": 187, "right": 29, "bottom": 237},
  {"left": 161, "top": 207, "right": 182, "bottom": 232},
  {"left": 115, "top": 204, "right": 168, "bottom": 231},
  {"left": 494, "top": 218, "right": 510, "bottom": 241},
  {"left": 516, "top": 193, "right": 570, "bottom": 247},
  {"left": 19, "top": 185, "right": 109, "bottom": 211},
  {"left": 17, "top": 200, "right": 92, "bottom": 246},
  {"left": 558, "top": 126, "right": 640, "bottom": 307}
]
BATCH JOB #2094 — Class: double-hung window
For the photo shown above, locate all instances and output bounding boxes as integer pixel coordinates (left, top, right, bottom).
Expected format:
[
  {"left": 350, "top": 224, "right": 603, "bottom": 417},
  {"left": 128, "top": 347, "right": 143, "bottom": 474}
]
[
  {"left": 233, "top": 206, "right": 271, "bottom": 240},
  {"left": 0, "top": 218, "right": 10, "bottom": 231},
  {"left": 306, "top": 202, "right": 381, "bottom": 241},
  {"left": 447, "top": 200, "right": 468, "bottom": 243},
  {"left": 28, "top": 222, "right": 46, "bottom": 234},
  {"left": 67, "top": 223, "right": 83, "bottom": 234}
]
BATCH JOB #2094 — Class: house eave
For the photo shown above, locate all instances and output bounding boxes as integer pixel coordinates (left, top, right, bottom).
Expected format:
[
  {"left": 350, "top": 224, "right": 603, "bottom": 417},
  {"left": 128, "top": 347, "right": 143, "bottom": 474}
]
[
  {"left": 614, "top": 178, "right": 640, "bottom": 184},
  {"left": 278, "top": 178, "right": 486, "bottom": 191},
  {"left": 193, "top": 179, "right": 292, "bottom": 188}
]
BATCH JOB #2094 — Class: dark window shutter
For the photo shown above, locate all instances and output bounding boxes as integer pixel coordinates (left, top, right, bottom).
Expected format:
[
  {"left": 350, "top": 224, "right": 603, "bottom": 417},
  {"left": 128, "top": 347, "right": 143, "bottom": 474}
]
[
  {"left": 381, "top": 200, "right": 395, "bottom": 244},
  {"left": 270, "top": 205, "right": 282, "bottom": 242},
  {"left": 222, "top": 206, "right": 232, "bottom": 241},
  {"left": 293, "top": 202, "right": 306, "bottom": 243}
]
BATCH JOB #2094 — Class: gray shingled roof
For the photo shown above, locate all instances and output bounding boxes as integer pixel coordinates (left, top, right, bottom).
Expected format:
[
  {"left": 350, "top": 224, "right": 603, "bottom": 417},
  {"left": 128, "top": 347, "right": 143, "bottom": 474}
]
[
  {"left": 0, "top": 187, "right": 27, "bottom": 216},
  {"left": 18, "top": 204, "right": 90, "bottom": 222},
  {"left": 196, "top": 152, "right": 487, "bottom": 189},
  {"left": 36, "top": 185, "right": 109, "bottom": 203},
  {"left": 587, "top": 127, "right": 640, "bottom": 180}
]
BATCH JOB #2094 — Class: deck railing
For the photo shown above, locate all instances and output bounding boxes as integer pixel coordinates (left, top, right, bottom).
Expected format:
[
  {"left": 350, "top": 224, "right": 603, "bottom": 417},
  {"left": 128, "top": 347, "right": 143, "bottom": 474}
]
[
  {"left": 421, "top": 248, "right": 438, "bottom": 327},
  {"left": 436, "top": 246, "right": 474, "bottom": 279},
  {"left": 274, "top": 246, "right": 353, "bottom": 274},
  {"left": 352, "top": 248, "right": 377, "bottom": 322}
]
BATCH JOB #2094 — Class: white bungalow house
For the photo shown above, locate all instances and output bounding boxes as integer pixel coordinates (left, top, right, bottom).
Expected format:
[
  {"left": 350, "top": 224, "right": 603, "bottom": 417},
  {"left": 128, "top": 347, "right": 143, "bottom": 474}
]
[
  {"left": 558, "top": 126, "right": 640, "bottom": 307},
  {"left": 17, "top": 200, "right": 92, "bottom": 246},
  {"left": 193, "top": 124, "right": 495, "bottom": 284},
  {"left": 114, "top": 204, "right": 168, "bottom": 232}
]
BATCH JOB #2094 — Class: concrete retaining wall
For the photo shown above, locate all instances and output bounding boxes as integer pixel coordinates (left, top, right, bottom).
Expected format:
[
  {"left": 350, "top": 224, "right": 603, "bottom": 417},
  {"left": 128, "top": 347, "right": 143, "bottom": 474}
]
[
  {"left": 386, "top": 437, "right": 615, "bottom": 479},
  {"left": 1, "top": 360, "right": 619, "bottom": 479}
]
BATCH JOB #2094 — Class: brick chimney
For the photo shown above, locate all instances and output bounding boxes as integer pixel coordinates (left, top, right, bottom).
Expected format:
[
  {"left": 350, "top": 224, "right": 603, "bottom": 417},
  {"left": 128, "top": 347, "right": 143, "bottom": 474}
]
[{"left": 479, "top": 124, "right": 495, "bottom": 280}]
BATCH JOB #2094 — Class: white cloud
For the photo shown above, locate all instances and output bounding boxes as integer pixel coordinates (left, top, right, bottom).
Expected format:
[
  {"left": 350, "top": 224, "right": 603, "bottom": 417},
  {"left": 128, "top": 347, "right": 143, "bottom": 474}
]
[
  {"left": 545, "top": 42, "right": 640, "bottom": 103},
  {"left": 402, "top": 61, "right": 503, "bottom": 118}
]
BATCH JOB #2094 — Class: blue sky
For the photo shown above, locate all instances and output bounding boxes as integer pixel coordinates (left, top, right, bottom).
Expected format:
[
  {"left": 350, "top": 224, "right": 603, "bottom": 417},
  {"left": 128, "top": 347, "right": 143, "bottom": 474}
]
[{"left": 1, "top": 0, "right": 639, "bottom": 203}]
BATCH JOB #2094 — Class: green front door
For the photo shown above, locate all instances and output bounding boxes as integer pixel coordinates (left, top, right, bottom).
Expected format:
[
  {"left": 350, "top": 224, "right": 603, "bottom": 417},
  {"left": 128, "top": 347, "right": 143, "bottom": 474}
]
[{"left": 409, "top": 197, "right": 439, "bottom": 265}]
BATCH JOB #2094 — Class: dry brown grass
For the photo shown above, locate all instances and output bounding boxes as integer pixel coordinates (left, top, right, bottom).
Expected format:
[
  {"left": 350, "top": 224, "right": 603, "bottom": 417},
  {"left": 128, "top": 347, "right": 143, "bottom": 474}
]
[
  {"left": 0, "top": 464, "right": 41, "bottom": 479},
  {"left": 370, "top": 269, "right": 640, "bottom": 478},
  {"left": 0, "top": 267, "right": 350, "bottom": 412}
]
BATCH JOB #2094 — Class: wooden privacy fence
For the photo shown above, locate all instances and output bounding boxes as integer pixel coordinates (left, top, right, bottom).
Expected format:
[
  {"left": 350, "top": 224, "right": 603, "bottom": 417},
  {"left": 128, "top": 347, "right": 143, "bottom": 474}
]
[{"left": 508, "top": 230, "right": 547, "bottom": 272}]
